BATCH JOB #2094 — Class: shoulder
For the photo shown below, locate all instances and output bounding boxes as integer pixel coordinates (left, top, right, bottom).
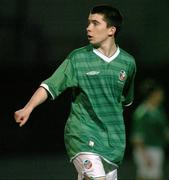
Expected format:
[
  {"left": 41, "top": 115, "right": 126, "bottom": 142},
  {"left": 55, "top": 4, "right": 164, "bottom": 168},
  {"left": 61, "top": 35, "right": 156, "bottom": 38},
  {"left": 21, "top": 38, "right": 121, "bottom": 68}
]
[
  {"left": 133, "top": 104, "right": 147, "bottom": 120},
  {"left": 120, "top": 48, "right": 135, "bottom": 60},
  {"left": 119, "top": 48, "right": 136, "bottom": 72},
  {"left": 67, "top": 44, "right": 92, "bottom": 59}
]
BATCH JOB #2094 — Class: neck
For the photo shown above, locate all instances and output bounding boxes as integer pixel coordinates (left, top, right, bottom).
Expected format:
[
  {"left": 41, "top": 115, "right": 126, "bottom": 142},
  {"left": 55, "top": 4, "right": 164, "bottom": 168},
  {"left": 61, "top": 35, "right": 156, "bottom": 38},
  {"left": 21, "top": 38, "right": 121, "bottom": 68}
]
[{"left": 97, "top": 41, "right": 117, "bottom": 57}]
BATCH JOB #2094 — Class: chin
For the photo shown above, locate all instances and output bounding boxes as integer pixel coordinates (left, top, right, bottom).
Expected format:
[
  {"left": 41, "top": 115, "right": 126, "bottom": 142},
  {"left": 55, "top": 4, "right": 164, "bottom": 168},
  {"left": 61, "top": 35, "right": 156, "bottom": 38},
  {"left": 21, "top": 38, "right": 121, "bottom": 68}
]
[{"left": 90, "top": 42, "right": 100, "bottom": 48}]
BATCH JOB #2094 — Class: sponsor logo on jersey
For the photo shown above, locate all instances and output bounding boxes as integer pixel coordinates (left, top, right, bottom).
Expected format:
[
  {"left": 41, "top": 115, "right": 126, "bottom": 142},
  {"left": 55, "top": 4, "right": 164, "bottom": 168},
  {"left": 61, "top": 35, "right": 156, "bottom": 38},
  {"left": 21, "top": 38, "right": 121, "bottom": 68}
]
[
  {"left": 83, "top": 159, "right": 92, "bottom": 169},
  {"left": 119, "top": 70, "right": 126, "bottom": 81},
  {"left": 86, "top": 71, "right": 100, "bottom": 75}
]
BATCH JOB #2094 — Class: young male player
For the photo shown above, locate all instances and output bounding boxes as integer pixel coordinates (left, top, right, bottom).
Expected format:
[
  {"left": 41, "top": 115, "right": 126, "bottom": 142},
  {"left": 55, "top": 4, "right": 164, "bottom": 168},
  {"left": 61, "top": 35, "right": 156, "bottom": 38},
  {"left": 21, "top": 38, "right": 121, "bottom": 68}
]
[
  {"left": 14, "top": 5, "right": 136, "bottom": 180},
  {"left": 131, "top": 79, "right": 169, "bottom": 180}
]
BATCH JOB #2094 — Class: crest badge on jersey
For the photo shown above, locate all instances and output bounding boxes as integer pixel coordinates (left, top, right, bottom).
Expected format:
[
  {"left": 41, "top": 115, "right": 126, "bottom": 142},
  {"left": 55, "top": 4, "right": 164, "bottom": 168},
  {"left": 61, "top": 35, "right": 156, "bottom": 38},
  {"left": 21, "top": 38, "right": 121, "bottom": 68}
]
[
  {"left": 83, "top": 159, "right": 92, "bottom": 169},
  {"left": 119, "top": 70, "right": 126, "bottom": 81}
]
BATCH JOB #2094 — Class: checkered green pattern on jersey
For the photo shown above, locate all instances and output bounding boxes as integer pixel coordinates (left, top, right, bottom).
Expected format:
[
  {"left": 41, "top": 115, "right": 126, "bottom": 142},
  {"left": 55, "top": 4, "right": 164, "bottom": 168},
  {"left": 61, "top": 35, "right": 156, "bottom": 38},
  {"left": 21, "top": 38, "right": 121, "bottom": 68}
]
[{"left": 43, "top": 45, "right": 136, "bottom": 165}]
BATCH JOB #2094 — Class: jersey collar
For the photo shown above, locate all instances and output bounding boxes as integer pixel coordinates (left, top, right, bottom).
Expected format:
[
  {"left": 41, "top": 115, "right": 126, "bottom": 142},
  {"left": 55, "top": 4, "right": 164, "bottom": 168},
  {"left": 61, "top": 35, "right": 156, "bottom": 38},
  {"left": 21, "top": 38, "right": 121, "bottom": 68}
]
[{"left": 93, "top": 46, "right": 120, "bottom": 63}]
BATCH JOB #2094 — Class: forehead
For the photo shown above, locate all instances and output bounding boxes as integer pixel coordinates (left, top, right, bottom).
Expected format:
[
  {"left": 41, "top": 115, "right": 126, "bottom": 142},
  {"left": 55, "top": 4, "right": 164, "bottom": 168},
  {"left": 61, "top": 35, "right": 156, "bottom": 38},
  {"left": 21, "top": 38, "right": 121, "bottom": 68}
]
[{"left": 88, "top": 13, "right": 105, "bottom": 22}]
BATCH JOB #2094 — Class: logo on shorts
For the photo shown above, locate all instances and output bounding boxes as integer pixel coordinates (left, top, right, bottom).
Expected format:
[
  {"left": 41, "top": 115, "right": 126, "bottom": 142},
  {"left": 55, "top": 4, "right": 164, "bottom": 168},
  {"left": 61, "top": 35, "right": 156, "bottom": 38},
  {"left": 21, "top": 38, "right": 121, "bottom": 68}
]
[
  {"left": 119, "top": 70, "right": 126, "bottom": 81},
  {"left": 83, "top": 159, "right": 92, "bottom": 169}
]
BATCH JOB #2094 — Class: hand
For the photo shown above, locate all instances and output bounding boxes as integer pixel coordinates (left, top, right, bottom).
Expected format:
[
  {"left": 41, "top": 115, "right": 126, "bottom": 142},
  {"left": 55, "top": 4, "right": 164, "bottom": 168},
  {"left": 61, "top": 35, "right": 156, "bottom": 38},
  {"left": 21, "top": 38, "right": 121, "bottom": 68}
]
[
  {"left": 14, "top": 107, "right": 32, "bottom": 127},
  {"left": 144, "top": 156, "right": 153, "bottom": 168},
  {"left": 142, "top": 151, "right": 153, "bottom": 168}
]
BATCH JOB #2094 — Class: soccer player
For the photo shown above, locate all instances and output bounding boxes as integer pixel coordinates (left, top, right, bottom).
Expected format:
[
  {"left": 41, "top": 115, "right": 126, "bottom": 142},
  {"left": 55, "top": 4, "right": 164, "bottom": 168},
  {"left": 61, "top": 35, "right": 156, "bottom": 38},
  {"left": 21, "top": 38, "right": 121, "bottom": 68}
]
[
  {"left": 14, "top": 4, "right": 136, "bottom": 180},
  {"left": 131, "top": 79, "right": 169, "bottom": 180}
]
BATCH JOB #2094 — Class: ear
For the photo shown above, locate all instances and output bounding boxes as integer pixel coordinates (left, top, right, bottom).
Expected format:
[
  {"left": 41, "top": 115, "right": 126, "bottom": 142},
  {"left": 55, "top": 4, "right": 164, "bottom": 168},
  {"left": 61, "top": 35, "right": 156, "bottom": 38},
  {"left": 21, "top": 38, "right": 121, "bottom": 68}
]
[{"left": 108, "top": 26, "right": 116, "bottom": 36}]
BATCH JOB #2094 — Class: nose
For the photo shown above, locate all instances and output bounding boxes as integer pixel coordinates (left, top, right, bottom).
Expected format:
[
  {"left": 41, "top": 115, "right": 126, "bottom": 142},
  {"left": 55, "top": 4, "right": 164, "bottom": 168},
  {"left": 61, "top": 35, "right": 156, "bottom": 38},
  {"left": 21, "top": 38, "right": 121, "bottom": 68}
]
[
  {"left": 86, "top": 23, "right": 92, "bottom": 32},
  {"left": 86, "top": 26, "right": 90, "bottom": 32}
]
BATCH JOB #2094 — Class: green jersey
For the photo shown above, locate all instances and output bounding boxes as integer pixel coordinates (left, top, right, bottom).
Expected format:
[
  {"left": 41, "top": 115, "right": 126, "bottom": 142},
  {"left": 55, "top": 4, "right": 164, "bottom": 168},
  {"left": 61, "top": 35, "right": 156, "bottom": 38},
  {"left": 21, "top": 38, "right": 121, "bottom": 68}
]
[
  {"left": 41, "top": 44, "right": 136, "bottom": 166},
  {"left": 131, "top": 103, "right": 169, "bottom": 147}
]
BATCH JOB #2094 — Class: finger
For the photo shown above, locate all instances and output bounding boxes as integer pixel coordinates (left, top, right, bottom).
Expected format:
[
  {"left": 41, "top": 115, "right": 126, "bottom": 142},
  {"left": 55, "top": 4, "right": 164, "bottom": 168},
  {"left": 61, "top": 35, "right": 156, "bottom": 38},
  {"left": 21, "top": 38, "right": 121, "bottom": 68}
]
[
  {"left": 15, "top": 116, "right": 23, "bottom": 123},
  {"left": 19, "top": 123, "right": 24, "bottom": 127},
  {"left": 19, "top": 118, "right": 27, "bottom": 127},
  {"left": 19, "top": 121, "right": 25, "bottom": 127},
  {"left": 14, "top": 112, "right": 20, "bottom": 121}
]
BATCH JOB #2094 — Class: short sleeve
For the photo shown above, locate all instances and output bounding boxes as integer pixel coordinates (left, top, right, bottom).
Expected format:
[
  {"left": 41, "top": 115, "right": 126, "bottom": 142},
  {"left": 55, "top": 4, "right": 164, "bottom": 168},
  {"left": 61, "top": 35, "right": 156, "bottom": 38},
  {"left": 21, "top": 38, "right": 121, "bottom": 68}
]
[
  {"left": 41, "top": 58, "right": 78, "bottom": 99},
  {"left": 122, "top": 60, "right": 136, "bottom": 106}
]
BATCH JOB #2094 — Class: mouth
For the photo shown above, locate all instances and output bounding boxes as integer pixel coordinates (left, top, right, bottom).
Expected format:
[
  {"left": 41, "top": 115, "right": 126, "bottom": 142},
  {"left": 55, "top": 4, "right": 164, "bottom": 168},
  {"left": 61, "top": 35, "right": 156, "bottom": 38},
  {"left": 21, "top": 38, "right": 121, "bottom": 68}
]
[{"left": 87, "top": 35, "right": 93, "bottom": 40}]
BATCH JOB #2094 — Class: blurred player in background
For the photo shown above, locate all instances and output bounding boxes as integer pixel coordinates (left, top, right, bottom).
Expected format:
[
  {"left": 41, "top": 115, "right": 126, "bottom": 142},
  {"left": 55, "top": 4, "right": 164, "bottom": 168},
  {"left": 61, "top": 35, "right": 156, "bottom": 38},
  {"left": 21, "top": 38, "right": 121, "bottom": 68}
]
[
  {"left": 14, "top": 4, "right": 136, "bottom": 180},
  {"left": 131, "top": 78, "right": 169, "bottom": 180}
]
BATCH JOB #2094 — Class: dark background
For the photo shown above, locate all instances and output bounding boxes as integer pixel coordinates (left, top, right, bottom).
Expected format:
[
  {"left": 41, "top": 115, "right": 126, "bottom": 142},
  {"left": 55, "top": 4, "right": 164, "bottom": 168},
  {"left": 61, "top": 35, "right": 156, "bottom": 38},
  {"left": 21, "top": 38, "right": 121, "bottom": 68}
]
[{"left": 0, "top": 0, "right": 169, "bottom": 179}]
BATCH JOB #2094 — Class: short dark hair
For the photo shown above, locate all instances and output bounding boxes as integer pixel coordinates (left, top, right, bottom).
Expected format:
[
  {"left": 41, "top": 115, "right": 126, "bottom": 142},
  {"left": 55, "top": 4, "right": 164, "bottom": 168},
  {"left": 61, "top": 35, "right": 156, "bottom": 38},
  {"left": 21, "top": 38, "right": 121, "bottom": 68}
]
[{"left": 90, "top": 5, "right": 123, "bottom": 36}]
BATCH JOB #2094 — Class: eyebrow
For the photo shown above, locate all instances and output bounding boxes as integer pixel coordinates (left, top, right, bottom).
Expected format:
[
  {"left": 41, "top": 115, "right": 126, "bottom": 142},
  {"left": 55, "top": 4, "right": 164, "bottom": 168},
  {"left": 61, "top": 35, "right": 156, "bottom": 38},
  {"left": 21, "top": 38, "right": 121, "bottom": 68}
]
[{"left": 88, "top": 19, "right": 100, "bottom": 24}]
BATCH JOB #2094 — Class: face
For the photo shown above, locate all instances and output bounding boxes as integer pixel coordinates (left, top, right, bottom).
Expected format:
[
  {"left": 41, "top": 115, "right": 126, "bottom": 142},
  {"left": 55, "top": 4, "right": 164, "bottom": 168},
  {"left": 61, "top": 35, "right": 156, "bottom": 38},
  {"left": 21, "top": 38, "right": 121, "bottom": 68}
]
[
  {"left": 86, "top": 13, "right": 115, "bottom": 46},
  {"left": 150, "top": 89, "right": 164, "bottom": 105}
]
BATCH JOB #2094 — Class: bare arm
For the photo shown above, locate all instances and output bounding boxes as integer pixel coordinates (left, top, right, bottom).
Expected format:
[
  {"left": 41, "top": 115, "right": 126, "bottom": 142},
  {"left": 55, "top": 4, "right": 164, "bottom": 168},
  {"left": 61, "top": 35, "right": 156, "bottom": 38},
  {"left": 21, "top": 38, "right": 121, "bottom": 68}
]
[{"left": 14, "top": 87, "right": 48, "bottom": 127}]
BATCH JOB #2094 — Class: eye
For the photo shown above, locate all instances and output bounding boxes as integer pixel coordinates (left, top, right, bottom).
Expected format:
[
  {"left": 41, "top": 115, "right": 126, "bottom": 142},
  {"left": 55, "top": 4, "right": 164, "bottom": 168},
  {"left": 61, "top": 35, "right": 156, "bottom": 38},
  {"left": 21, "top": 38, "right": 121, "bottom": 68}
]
[
  {"left": 93, "top": 21, "right": 99, "bottom": 26},
  {"left": 87, "top": 20, "right": 92, "bottom": 27},
  {"left": 87, "top": 20, "right": 100, "bottom": 27},
  {"left": 87, "top": 23, "right": 90, "bottom": 27}
]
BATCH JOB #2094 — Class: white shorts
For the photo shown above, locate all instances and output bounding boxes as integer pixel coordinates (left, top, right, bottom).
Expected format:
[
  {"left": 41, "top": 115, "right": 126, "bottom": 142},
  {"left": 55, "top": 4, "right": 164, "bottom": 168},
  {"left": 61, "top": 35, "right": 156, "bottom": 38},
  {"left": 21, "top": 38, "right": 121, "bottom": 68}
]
[
  {"left": 133, "top": 147, "right": 164, "bottom": 179},
  {"left": 73, "top": 153, "right": 117, "bottom": 180}
]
